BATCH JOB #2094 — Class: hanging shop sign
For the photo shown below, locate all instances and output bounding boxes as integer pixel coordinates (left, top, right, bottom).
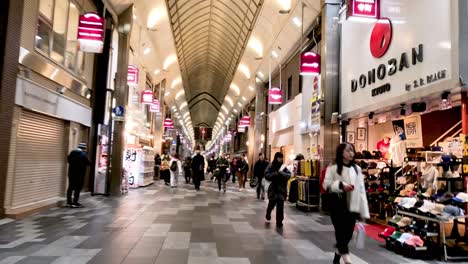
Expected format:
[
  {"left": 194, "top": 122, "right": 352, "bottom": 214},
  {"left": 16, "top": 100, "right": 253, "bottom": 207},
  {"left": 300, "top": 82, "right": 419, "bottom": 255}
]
[
  {"left": 238, "top": 126, "right": 246, "bottom": 133},
  {"left": 164, "top": 118, "right": 174, "bottom": 129},
  {"left": 77, "top": 13, "right": 105, "bottom": 53},
  {"left": 141, "top": 90, "right": 154, "bottom": 105},
  {"left": 269, "top": 87, "right": 282, "bottom": 105},
  {"left": 150, "top": 99, "right": 160, "bottom": 112},
  {"left": 127, "top": 65, "right": 139, "bottom": 86},
  {"left": 300, "top": 51, "right": 320, "bottom": 76},
  {"left": 340, "top": 0, "right": 455, "bottom": 116},
  {"left": 239, "top": 116, "right": 251, "bottom": 127},
  {"left": 347, "top": 0, "right": 380, "bottom": 19}
]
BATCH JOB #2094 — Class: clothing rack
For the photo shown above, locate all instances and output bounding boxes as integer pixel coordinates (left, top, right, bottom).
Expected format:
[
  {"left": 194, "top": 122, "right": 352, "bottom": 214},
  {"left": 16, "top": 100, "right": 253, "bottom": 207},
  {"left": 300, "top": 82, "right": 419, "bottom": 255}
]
[{"left": 295, "top": 176, "right": 320, "bottom": 211}]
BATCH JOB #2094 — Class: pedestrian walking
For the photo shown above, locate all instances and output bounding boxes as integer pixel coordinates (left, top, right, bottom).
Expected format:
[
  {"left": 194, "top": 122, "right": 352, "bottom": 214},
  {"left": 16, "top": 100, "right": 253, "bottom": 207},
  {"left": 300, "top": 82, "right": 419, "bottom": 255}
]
[
  {"left": 169, "top": 153, "right": 182, "bottom": 188},
  {"left": 230, "top": 157, "right": 237, "bottom": 183},
  {"left": 192, "top": 149, "right": 205, "bottom": 191},
  {"left": 154, "top": 153, "right": 161, "bottom": 180},
  {"left": 216, "top": 153, "right": 229, "bottom": 192},
  {"left": 237, "top": 157, "right": 249, "bottom": 190},
  {"left": 66, "top": 143, "right": 90, "bottom": 208},
  {"left": 183, "top": 157, "right": 192, "bottom": 183},
  {"left": 323, "top": 143, "right": 370, "bottom": 264},
  {"left": 264, "top": 152, "right": 291, "bottom": 228},
  {"left": 208, "top": 155, "right": 217, "bottom": 181},
  {"left": 160, "top": 155, "right": 171, "bottom": 186},
  {"left": 253, "top": 153, "right": 269, "bottom": 200}
]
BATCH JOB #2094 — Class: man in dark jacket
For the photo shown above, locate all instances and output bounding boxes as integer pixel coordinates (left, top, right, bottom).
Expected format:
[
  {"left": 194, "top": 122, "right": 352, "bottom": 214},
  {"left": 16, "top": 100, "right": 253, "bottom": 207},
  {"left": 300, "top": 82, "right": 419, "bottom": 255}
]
[
  {"left": 265, "top": 152, "right": 291, "bottom": 228},
  {"left": 67, "top": 143, "right": 90, "bottom": 208},
  {"left": 253, "top": 153, "right": 269, "bottom": 200},
  {"left": 216, "top": 153, "right": 229, "bottom": 192},
  {"left": 191, "top": 150, "right": 205, "bottom": 191}
]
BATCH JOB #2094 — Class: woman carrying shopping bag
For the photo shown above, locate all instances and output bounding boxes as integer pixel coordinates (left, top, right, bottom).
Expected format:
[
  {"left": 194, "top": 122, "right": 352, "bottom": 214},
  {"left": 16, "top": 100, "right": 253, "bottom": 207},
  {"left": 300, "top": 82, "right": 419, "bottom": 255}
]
[{"left": 322, "top": 143, "right": 370, "bottom": 264}]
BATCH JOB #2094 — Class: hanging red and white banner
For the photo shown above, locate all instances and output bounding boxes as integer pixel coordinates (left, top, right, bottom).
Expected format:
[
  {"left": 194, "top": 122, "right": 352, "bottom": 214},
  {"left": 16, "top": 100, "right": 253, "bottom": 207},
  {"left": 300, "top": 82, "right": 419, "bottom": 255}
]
[
  {"left": 164, "top": 118, "right": 174, "bottom": 129},
  {"left": 78, "top": 13, "right": 105, "bottom": 53},
  {"left": 127, "top": 65, "right": 139, "bottom": 86},
  {"left": 141, "top": 90, "right": 153, "bottom": 104},
  {"left": 300, "top": 51, "right": 321, "bottom": 76},
  {"left": 149, "top": 99, "right": 160, "bottom": 112},
  {"left": 268, "top": 87, "right": 282, "bottom": 105},
  {"left": 238, "top": 116, "right": 250, "bottom": 127},
  {"left": 347, "top": 0, "right": 380, "bottom": 19}
]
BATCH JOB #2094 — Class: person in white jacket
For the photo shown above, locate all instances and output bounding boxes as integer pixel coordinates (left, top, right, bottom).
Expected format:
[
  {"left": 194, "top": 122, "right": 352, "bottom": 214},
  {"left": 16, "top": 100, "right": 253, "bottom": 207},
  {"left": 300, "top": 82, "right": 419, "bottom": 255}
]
[
  {"left": 169, "top": 153, "right": 183, "bottom": 188},
  {"left": 323, "top": 143, "right": 370, "bottom": 264}
]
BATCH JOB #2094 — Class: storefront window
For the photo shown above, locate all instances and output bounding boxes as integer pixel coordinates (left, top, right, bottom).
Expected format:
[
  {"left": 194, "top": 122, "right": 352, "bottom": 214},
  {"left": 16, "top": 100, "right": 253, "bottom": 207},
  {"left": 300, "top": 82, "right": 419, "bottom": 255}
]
[
  {"left": 35, "top": 0, "right": 87, "bottom": 77},
  {"left": 65, "top": 3, "right": 79, "bottom": 71},
  {"left": 36, "top": 19, "right": 51, "bottom": 55}
]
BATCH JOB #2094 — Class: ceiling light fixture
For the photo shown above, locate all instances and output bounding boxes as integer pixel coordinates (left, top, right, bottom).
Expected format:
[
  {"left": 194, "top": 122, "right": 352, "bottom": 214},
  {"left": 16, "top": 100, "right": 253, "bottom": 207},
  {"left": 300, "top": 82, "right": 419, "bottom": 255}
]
[
  {"left": 179, "top": 102, "right": 187, "bottom": 110},
  {"left": 164, "top": 92, "right": 170, "bottom": 97},
  {"left": 175, "top": 90, "right": 184, "bottom": 100},
  {"left": 271, "top": 50, "right": 279, "bottom": 58},
  {"left": 225, "top": 95, "right": 233, "bottom": 107},
  {"left": 171, "top": 77, "right": 182, "bottom": 89},
  {"left": 154, "top": 69, "right": 160, "bottom": 75},
  {"left": 238, "top": 64, "right": 251, "bottom": 79},
  {"left": 143, "top": 47, "right": 151, "bottom": 55},
  {"left": 230, "top": 83, "right": 240, "bottom": 96},
  {"left": 278, "top": 0, "right": 292, "bottom": 13},
  {"left": 292, "top": 17, "right": 302, "bottom": 27},
  {"left": 163, "top": 54, "right": 177, "bottom": 71},
  {"left": 248, "top": 36, "right": 263, "bottom": 58},
  {"left": 249, "top": 86, "right": 255, "bottom": 91}
]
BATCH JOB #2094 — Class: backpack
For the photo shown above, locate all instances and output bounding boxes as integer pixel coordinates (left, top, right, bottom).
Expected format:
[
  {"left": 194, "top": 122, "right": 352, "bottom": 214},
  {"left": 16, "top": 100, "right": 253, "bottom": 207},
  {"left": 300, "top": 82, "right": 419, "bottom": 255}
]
[{"left": 170, "top": 161, "right": 178, "bottom": 172}]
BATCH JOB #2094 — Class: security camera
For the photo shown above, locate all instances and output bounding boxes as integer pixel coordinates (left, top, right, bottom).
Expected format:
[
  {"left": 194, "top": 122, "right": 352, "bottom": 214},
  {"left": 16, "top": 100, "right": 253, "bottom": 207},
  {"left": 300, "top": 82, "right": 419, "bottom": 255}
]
[{"left": 57, "top": 86, "right": 66, "bottom": 94}]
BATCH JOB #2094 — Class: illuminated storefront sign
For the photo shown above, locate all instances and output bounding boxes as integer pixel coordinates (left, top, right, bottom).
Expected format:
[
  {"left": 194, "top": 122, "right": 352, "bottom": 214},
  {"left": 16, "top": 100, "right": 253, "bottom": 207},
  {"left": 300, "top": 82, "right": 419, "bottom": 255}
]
[
  {"left": 127, "top": 65, "right": 139, "bottom": 86},
  {"left": 141, "top": 90, "right": 154, "bottom": 104},
  {"left": 239, "top": 116, "right": 250, "bottom": 127},
  {"left": 268, "top": 87, "right": 282, "bottom": 105},
  {"left": 78, "top": 13, "right": 105, "bottom": 53},
  {"left": 300, "top": 51, "right": 321, "bottom": 76},
  {"left": 348, "top": 0, "right": 379, "bottom": 19},
  {"left": 150, "top": 99, "right": 160, "bottom": 112}
]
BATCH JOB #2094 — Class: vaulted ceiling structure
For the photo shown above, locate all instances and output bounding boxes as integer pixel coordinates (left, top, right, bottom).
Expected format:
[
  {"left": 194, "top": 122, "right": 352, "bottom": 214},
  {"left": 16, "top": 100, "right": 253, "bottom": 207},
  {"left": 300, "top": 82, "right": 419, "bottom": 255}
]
[{"left": 165, "top": 0, "right": 264, "bottom": 127}]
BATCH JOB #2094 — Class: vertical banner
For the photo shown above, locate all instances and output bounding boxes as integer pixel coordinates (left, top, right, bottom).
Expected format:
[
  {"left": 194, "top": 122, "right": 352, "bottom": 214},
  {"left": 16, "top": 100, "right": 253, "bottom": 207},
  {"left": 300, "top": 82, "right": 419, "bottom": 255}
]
[{"left": 310, "top": 75, "right": 321, "bottom": 131}]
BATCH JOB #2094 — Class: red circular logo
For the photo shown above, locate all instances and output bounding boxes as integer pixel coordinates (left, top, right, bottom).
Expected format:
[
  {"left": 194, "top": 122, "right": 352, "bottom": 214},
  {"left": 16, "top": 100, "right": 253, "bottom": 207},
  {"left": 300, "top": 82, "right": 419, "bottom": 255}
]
[{"left": 370, "top": 18, "right": 393, "bottom": 58}]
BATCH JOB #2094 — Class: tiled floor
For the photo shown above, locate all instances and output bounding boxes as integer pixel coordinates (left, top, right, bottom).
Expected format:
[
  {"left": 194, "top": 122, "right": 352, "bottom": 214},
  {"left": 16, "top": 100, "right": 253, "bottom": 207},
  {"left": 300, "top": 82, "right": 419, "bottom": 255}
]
[{"left": 0, "top": 179, "right": 447, "bottom": 264}]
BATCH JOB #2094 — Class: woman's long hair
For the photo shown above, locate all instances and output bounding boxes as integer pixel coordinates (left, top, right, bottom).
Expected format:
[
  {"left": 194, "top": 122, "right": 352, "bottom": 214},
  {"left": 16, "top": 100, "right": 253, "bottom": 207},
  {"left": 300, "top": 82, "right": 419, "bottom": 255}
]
[
  {"left": 271, "top": 152, "right": 284, "bottom": 171},
  {"left": 335, "top": 143, "right": 356, "bottom": 175}
]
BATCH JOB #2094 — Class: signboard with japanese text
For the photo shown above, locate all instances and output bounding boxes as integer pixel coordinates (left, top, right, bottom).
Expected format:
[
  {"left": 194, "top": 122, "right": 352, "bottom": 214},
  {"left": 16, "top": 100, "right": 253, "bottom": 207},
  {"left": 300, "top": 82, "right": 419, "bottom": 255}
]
[
  {"left": 268, "top": 87, "right": 282, "bottom": 105},
  {"left": 141, "top": 90, "right": 153, "bottom": 105},
  {"left": 127, "top": 65, "right": 139, "bottom": 86},
  {"left": 300, "top": 51, "right": 321, "bottom": 76}
]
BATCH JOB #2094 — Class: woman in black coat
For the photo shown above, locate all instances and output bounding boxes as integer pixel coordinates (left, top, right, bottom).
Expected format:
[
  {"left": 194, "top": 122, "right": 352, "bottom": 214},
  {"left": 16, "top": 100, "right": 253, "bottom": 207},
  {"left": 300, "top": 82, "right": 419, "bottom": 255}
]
[{"left": 264, "top": 152, "right": 291, "bottom": 228}]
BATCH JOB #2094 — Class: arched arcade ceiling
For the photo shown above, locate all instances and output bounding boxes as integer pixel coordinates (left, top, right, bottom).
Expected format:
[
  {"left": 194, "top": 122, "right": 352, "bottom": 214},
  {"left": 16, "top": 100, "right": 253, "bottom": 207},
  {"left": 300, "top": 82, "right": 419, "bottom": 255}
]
[{"left": 165, "top": 0, "right": 264, "bottom": 127}]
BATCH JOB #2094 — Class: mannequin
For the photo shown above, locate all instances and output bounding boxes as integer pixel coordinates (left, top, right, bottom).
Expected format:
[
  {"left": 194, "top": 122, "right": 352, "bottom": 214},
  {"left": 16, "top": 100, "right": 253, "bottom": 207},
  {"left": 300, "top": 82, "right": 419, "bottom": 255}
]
[
  {"left": 441, "top": 153, "right": 453, "bottom": 178},
  {"left": 421, "top": 163, "right": 438, "bottom": 190},
  {"left": 377, "top": 137, "right": 391, "bottom": 159},
  {"left": 389, "top": 134, "right": 407, "bottom": 167}
]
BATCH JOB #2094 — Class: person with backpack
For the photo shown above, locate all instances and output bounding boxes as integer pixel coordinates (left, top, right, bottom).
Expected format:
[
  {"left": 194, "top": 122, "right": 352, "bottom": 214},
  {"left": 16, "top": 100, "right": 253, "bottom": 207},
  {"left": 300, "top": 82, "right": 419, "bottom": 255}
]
[
  {"left": 253, "top": 153, "right": 269, "bottom": 200},
  {"left": 323, "top": 143, "right": 370, "bottom": 264},
  {"left": 265, "top": 152, "right": 291, "bottom": 228},
  {"left": 169, "top": 153, "right": 182, "bottom": 188},
  {"left": 160, "top": 155, "right": 171, "bottom": 186},
  {"left": 183, "top": 156, "right": 192, "bottom": 184}
]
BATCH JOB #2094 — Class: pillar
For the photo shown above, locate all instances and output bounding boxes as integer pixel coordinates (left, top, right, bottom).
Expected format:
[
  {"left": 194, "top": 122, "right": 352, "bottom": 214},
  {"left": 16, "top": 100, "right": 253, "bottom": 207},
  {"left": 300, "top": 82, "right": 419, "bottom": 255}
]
[
  {"left": 153, "top": 79, "right": 166, "bottom": 155},
  {"left": 320, "top": 0, "right": 341, "bottom": 166},
  {"left": 0, "top": 0, "right": 23, "bottom": 216},
  {"left": 109, "top": 6, "right": 133, "bottom": 196},
  {"left": 253, "top": 82, "right": 266, "bottom": 167},
  {"left": 247, "top": 108, "right": 256, "bottom": 178}
]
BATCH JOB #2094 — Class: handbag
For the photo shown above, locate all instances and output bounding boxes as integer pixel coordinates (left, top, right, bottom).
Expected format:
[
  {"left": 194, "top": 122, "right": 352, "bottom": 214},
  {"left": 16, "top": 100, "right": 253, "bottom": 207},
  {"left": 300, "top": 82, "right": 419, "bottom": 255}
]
[
  {"left": 354, "top": 222, "right": 366, "bottom": 249},
  {"left": 250, "top": 176, "right": 258, "bottom": 188}
]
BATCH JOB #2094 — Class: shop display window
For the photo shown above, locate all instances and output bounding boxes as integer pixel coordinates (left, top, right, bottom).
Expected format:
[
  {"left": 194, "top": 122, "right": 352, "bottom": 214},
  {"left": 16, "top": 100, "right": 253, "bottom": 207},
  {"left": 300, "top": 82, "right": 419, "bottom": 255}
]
[{"left": 35, "top": 0, "right": 87, "bottom": 77}]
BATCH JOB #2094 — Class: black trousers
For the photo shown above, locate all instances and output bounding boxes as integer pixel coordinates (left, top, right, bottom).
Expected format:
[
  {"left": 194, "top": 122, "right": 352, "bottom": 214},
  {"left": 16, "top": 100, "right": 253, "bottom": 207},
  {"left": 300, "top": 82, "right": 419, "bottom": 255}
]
[
  {"left": 217, "top": 173, "right": 227, "bottom": 191},
  {"left": 330, "top": 206, "right": 358, "bottom": 254},
  {"left": 256, "top": 177, "right": 265, "bottom": 198},
  {"left": 266, "top": 199, "right": 284, "bottom": 224},
  {"left": 184, "top": 169, "right": 191, "bottom": 183},
  {"left": 67, "top": 176, "right": 83, "bottom": 204}
]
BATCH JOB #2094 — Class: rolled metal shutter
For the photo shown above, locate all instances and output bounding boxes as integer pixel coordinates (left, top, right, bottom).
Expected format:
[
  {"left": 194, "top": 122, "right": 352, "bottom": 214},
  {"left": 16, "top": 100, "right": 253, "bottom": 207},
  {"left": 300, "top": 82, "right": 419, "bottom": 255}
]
[{"left": 12, "top": 110, "right": 66, "bottom": 209}]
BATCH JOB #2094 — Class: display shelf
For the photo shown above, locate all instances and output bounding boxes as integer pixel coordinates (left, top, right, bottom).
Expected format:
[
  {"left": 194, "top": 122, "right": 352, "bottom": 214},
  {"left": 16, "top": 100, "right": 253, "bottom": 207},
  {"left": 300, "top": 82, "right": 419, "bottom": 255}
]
[{"left": 396, "top": 210, "right": 468, "bottom": 261}]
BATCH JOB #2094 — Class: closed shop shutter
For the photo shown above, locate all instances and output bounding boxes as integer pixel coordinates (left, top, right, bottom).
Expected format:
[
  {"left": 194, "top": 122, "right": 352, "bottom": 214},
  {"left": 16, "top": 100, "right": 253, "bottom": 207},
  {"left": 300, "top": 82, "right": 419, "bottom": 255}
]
[{"left": 12, "top": 110, "right": 66, "bottom": 209}]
